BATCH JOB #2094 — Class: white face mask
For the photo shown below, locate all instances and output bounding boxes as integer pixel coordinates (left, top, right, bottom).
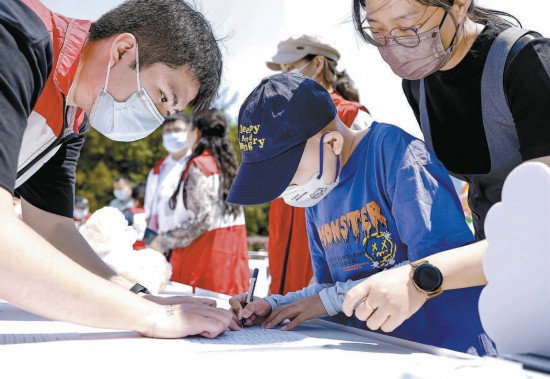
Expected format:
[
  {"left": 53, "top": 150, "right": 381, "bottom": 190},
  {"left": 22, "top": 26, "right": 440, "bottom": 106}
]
[
  {"left": 114, "top": 189, "right": 129, "bottom": 201},
  {"left": 163, "top": 131, "right": 188, "bottom": 153},
  {"left": 288, "top": 61, "right": 312, "bottom": 75},
  {"left": 74, "top": 208, "right": 89, "bottom": 221},
  {"left": 89, "top": 44, "right": 165, "bottom": 142},
  {"left": 281, "top": 134, "right": 341, "bottom": 208}
]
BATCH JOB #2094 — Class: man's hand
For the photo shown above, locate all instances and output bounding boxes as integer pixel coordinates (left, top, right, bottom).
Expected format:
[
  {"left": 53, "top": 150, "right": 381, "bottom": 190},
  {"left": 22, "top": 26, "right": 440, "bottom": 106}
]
[
  {"left": 143, "top": 294, "right": 217, "bottom": 307},
  {"left": 342, "top": 264, "right": 427, "bottom": 333},
  {"left": 229, "top": 292, "right": 272, "bottom": 327},
  {"left": 264, "top": 295, "right": 327, "bottom": 331},
  {"left": 144, "top": 302, "right": 239, "bottom": 339}
]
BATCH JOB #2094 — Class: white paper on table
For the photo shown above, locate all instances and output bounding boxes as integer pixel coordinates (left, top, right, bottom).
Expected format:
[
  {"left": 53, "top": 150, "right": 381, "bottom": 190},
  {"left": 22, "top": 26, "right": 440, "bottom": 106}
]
[
  {"left": 180, "top": 326, "right": 321, "bottom": 351},
  {"left": 480, "top": 162, "right": 550, "bottom": 356},
  {"left": 186, "top": 327, "right": 305, "bottom": 345}
]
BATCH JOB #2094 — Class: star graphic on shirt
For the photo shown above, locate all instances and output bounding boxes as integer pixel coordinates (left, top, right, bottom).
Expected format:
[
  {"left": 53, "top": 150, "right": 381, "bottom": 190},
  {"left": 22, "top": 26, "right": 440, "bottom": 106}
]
[{"left": 383, "top": 232, "right": 392, "bottom": 240}]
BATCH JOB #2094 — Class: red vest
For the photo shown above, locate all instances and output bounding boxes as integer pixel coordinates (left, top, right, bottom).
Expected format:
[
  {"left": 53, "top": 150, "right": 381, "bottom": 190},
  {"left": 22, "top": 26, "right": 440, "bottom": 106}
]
[
  {"left": 268, "top": 199, "right": 313, "bottom": 295},
  {"left": 330, "top": 92, "right": 370, "bottom": 128},
  {"left": 169, "top": 152, "right": 250, "bottom": 295},
  {"left": 17, "top": 0, "right": 91, "bottom": 187}
]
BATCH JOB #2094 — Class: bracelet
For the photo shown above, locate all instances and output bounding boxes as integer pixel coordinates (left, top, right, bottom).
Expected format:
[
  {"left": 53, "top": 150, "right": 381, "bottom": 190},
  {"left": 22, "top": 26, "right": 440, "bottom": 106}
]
[{"left": 129, "top": 283, "right": 151, "bottom": 295}]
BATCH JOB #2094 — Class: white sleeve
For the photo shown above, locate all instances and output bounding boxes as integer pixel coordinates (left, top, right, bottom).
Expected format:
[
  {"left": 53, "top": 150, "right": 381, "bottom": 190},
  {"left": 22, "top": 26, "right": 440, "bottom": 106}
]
[
  {"left": 264, "top": 283, "right": 333, "bottom": 311},
  {"left": 264, "top": 278, "right": 367, "bottom": 317},
  {"left": 318, "top": 278, "right": 367, "bottom": 316},
  {"left": 144, "top": 169, "right": 155, "bottom": 221}
]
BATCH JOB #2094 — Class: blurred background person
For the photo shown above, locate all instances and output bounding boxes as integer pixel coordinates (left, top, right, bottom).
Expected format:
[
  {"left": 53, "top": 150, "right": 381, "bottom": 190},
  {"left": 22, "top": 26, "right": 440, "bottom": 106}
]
[
  {"left": 145, "top": 113, "right": 193, "bottom": 237},
  {"left": 128, "top": 182, "right": 147, "bottom": 250},
  {"left": 73, "top": 196, "right": 91, "bottom": 229},
  {"left": 146, "top": 109, "right": 249, "bottom": 295},
  {"left": 264, "top": 34, "right": 373, "bottom": 295},
  {"left": 109, "top": 176, "right": 134, "bottom": 214},
  {"left": 267, "top": 34, "right": 372, "bottom": 130}
]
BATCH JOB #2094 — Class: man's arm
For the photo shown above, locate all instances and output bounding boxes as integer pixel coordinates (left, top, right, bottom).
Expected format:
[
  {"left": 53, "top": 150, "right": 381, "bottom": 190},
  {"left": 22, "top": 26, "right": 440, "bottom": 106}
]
[
  {"left": 20, "top": 197, "right": 133, "bottom": 288},
  {"left": 0, "top": 187, "right": 234, "bottom": 337}
]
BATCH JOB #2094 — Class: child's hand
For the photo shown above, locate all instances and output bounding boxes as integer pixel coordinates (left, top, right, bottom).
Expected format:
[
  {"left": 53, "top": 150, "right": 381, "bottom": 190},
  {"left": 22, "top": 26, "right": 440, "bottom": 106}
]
[
  {"left": 263, "top": 295, "right": 327, "bottom": 331},
  {"left": 342, "top": 265, "right": 426, "bottom": 333},
  {"left": 229, "top": 293, "right": 272, "bottom": 327}
]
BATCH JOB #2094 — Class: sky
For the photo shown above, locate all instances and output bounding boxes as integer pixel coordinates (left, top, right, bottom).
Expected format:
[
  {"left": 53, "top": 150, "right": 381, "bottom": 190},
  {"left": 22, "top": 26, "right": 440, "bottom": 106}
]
[{"left": 42, "top": 0, "right": 550, "bottom": 139}]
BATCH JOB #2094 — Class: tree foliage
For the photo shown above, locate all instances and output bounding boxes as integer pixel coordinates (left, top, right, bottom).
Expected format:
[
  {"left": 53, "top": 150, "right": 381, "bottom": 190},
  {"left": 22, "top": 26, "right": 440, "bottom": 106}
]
[{"left": 76, "top": 127, "right": 165, "bottom": 211}]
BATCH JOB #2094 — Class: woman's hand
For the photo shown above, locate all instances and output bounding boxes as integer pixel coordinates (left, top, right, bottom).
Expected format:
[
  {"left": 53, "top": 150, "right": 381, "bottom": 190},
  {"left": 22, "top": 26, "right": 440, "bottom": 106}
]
[
  {"left": 229, "top": 293, "right": 272, "bottom": 327},
  {"left": 264, "top": 295, "right": 327, "bottom": 331},
  {"left": 342, "top": 264, "right": 427, "bottom": 333}
]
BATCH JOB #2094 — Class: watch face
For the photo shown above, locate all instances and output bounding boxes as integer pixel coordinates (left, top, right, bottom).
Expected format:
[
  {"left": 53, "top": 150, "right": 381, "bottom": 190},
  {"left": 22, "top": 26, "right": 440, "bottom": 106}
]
[{"left": 413, "top": 264, "right": 442, "bottom": 292}]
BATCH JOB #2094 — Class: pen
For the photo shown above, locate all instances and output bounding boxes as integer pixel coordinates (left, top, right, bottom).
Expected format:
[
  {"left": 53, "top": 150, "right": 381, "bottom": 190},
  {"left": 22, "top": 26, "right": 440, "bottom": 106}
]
[{"left": 241, "top": 268, "right": 259, "bottom": 325}]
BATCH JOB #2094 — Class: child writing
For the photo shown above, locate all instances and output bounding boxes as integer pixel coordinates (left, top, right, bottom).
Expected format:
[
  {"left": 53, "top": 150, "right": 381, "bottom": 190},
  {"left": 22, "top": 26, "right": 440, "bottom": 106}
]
[{"left": 228, "top": 73, "right": 495, "bottom": 355}]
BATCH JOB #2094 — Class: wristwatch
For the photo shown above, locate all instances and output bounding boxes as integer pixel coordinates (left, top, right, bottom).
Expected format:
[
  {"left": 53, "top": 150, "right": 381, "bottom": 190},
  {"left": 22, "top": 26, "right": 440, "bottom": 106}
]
[
  {"left": 410, "top": 259, "right": 443, "bottom": 299},
  {"left": 130, "top": 283, "right": 151, "bottom": 295}
]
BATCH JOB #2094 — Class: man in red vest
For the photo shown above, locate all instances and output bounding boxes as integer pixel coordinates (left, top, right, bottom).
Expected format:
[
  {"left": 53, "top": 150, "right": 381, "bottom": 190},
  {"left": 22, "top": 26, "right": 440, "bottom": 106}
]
[{"left": 0, "top": 0, "right": 235, "bottom": 338}]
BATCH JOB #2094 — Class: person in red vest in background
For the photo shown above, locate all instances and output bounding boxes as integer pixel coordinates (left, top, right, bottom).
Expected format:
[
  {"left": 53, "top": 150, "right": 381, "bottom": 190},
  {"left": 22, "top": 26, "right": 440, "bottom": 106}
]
[
  {"left": 265, "top": 34, "right": 372, "bottom": 294},
  {"left": 146, "top": 109, "right": 250, "bottom": 295}
]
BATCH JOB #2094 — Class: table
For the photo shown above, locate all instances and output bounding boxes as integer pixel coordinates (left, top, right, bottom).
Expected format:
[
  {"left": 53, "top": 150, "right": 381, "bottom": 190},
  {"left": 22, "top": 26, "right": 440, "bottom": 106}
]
[{"left": 0, "top": 283, "right": 546, "bottom": 379}]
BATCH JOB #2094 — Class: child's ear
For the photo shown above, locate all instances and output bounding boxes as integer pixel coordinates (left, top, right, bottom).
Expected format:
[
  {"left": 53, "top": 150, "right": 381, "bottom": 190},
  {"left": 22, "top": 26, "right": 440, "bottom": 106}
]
[{"left": 324, "top": 131, "right": 344, "bottom": 155}]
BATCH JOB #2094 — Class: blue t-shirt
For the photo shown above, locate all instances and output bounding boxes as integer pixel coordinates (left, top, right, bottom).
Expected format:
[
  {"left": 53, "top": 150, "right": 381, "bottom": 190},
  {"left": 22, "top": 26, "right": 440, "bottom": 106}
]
[{"left": 305, "top": 122, "right": 494, "bottom": 355}]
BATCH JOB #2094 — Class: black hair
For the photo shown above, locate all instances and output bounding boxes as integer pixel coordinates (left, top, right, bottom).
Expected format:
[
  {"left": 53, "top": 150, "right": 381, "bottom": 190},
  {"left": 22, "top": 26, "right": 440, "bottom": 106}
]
[
  {"left": 163, "top": 112, "right": 192, "bottom": 126},
  {"left": 88, "top": 0, "right": 222, "bottom": 111},
  {"left": 132, "top": 182, "right": 146, "bottom": 206},
  {"left": 169, "top": 108, "right": 240, "bottom": 218},
  {"left": 352, "top": 0, "right": 521, "bottom": 44},
  {"left": 115, "top": 176, "right": 132, "bottom": 187}
]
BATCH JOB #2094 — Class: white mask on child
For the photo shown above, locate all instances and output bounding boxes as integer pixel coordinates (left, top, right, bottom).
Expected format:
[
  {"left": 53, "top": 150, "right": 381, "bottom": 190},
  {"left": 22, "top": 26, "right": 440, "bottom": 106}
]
[
  {"left": 281, "top": 133, "right": 341, "bottom": 208},
  {"left": 281, "top": 170, "right": 339, "bottom": 208}
]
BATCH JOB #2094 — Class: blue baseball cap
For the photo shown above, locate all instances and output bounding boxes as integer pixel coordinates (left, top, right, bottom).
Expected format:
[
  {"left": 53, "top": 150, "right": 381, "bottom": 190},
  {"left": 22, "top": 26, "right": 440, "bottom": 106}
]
[{"left": 227, "top": 72, "right": 336, "bottom": 206}]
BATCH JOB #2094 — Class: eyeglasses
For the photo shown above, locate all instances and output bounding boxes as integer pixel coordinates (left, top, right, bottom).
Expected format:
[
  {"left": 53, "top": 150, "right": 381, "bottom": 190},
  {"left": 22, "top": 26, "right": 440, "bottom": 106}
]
[{"left": 361, "top": 7, "right": 445, "bottom": 48}]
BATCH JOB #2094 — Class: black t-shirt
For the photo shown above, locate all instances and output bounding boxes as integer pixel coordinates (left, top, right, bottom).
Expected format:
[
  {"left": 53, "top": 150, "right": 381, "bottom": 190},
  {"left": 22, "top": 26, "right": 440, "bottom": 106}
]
[
  {"left": 0, "top": 0, "right": 85, "bottom": 217},
  {"left": 403, "top": 23, "right": 550, "bottom": 175}
]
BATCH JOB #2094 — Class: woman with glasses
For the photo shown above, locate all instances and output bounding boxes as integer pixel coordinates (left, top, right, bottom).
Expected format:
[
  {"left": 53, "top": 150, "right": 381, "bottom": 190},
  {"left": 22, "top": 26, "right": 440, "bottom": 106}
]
[{"left": 342, "top": 0, "right": 550, "bottom": 343}]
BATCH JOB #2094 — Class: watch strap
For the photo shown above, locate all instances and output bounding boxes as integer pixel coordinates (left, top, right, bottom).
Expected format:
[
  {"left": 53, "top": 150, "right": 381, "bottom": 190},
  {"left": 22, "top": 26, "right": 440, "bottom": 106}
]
[{"left": 130, "top": 283, "right": 151, "bottom": 295}]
